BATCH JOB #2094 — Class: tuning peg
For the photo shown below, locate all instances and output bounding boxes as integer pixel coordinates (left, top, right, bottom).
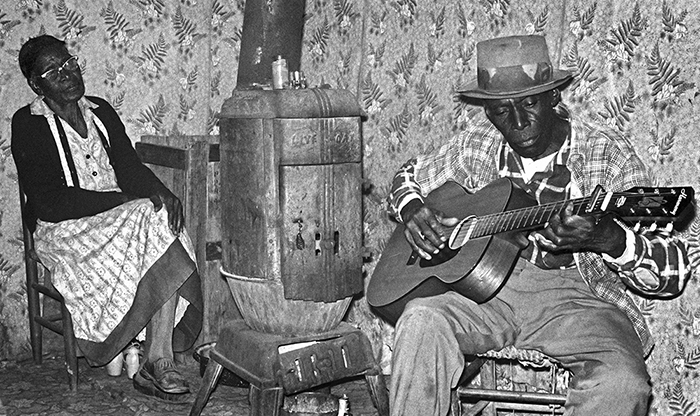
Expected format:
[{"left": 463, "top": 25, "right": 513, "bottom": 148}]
[
  {"left": 648, "top": 222, "right": 658, "bottom": 232},
  {"left": 665, "top": 223, "right": 674, "bottom": 233},
  {"left": 633, "top": 223, "right": 641, "bottom": 232}
]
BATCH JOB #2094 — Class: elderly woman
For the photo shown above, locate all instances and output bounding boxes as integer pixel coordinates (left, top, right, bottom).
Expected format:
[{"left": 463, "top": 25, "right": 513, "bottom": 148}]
[{"left": 11, "top": 34, "right": 202, "bottom": 400}]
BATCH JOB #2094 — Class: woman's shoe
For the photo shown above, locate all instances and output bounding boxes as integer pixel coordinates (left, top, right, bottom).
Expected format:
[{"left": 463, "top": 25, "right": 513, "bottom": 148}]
[{"left": 137, "top": 357, "right": 190, "bottom": 394}]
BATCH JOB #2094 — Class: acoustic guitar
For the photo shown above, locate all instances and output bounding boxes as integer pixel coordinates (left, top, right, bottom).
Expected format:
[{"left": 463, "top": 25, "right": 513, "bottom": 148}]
[{"left": 367, "top": 178, "right": 694, "bottom": 324}]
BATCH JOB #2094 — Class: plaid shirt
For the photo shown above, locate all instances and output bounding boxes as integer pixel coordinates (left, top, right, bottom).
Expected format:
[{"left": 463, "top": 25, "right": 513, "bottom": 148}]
[
  {"left": 499, "top": 133, "right": 576, "bottom": 269},
  {"left": 387, "top": 107, "right": 691, "bottom": 355}
]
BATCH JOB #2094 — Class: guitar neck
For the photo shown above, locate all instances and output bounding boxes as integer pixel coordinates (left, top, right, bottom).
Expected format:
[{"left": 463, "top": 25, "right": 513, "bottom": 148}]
[
  {"left": 471, "top": 195, "right": 602, "bottom": 239},
  {"left": 445, "top": 181, "right": 692, "bottom": 250}
]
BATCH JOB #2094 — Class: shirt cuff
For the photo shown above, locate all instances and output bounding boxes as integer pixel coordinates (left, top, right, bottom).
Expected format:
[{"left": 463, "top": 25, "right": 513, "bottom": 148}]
[
  {"left": 396, "top": 193, "right": 424, "bottom": 223},
  {"left": 601, "top": 228, "right": 636, "bottom": 265}
]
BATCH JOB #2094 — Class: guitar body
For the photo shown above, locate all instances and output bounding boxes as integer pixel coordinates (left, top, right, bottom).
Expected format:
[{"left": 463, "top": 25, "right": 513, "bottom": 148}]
[{"left": 367, "top": 178, "right": 537, "bottom": 324}]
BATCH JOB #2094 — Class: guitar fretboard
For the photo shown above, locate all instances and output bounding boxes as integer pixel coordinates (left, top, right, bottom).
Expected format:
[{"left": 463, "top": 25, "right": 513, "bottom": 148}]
[
  {"left": 470, "top": 196, "right": 598, "bottom": 239},
  {"left": 446, "top": 184, "right": 689, "bottom": 251}
]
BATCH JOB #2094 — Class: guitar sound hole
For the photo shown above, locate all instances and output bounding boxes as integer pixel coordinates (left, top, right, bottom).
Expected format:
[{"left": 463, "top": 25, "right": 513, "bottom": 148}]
[{"left": 449, "top": 216, "right": 476, "bottom": 250}]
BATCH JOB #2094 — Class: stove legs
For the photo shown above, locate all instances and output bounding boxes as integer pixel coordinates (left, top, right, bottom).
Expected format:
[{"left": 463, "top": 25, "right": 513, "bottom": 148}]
[
  {"left": 365, "top": 372, "right": 390, "bottom": 416},
  {"left": 186, "top": 361, "right": 295, "bottom": 416},
  {"left": 189, "top": 359, "right": 224, "bottom": 416},
  {"left": 249, "top": 385, "right": 285, "bottom": 416},
  {"left": 189, "top": 362, "right": 389, "bottom": 416},
  {"left": 189, "top": 322, "right": 390, "bottom": 416}
]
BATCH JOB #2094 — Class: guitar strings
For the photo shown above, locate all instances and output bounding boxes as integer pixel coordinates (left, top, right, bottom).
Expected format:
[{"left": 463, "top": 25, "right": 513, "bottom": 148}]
[{"left": 456, "top": 190, "right": 679, "bottom": 241}]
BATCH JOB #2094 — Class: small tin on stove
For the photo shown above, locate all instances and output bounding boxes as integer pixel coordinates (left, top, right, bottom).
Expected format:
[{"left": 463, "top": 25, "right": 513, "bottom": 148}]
[{"left": 272, "top": 55, "right": 289, "bottom": 89}]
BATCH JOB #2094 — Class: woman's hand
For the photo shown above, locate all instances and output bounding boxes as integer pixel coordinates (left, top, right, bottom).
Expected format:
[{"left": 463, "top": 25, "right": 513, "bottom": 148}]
[
  {"left": 149, "top": 190, "right": 184, "bottom": 235},
  {"left": 402, "top": 200, "right": 459, "bottom": 260}
]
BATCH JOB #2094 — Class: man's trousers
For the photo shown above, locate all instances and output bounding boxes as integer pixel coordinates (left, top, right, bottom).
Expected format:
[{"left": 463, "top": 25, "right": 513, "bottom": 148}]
[{"left": 389, "top": 258, "right": 650, "bottom": 416}]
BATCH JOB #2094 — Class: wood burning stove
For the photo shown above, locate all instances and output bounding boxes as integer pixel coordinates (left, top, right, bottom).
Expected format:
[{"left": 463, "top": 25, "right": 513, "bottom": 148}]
[
  {"left": 189, "top": 1, "right": 388, "bottom": 414},
  {"left": 189, "top": 88, "right": 389, "bottom": 416}
]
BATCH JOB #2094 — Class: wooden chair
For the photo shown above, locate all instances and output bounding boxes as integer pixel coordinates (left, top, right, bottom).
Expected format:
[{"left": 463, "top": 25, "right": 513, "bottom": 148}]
[
  {"left": 19, "top": 186, "right": 79, "bottom": 392},
  {"left": 456, "top": 346, "right": 567, "bottom": 416}
]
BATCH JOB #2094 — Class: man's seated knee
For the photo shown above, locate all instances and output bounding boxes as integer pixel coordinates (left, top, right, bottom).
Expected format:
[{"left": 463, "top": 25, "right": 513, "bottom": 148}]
[
  {"left": 397, "top": 301, "right": 451, "bottom": 331},
  {"left": 573, "top": 355, "right": 650, "bottom": 398}
]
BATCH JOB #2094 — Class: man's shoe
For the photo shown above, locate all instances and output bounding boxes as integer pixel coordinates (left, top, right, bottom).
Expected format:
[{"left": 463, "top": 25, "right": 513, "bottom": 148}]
[
  {"left": 133, "top": 370, "right": 190, "bottom": 404},
  {"left": 138, "top": 358, "right": 190, "bottom": 394}
]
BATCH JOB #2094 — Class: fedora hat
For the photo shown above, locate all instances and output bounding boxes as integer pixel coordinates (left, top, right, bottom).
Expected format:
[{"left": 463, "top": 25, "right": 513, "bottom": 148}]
[{"left": 457, "top": 35, "right": 573, "bottom": 99}]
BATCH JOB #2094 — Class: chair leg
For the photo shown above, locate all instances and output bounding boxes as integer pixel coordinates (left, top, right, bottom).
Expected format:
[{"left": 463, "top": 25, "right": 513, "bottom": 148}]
[
  {"left": 459, "top": 358, "right": 497, "bottom": 416},
  {"left": 61, "top": 303, "right": 79, "bottom": 392},
  {"left": 481, "top": 360, "right": 497, "bottom": 416},
  {"left": 28, "top": 307, "right": 43, "bottom": 364},
  {"left": 25, "top": 276, "right": 43, "bottom": 364},
  {"left": 458, "top": 358, "right": 489, "bottom": 416},
  {"left": 21, "top": 186, "right": 78, "bottom": 391},
  {"left": 450, "top": 388, "right": 462, "bottom": 416}
]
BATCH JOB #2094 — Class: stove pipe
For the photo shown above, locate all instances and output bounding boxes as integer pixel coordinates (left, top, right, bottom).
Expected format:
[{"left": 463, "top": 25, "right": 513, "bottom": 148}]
[{"left": 236, "top": 0, "right": 306, "bottom": 89}]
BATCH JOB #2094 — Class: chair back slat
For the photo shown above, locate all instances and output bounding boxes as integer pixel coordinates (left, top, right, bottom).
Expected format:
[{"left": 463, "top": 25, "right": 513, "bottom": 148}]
[{"left": 18, "top": 185, "right": 40, "bottom": 287}]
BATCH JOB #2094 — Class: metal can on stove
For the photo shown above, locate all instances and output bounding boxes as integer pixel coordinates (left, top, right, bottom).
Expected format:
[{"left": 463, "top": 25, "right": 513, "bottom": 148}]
[{"left": 272, "top": 55, "right": 288, "bottom": 89}]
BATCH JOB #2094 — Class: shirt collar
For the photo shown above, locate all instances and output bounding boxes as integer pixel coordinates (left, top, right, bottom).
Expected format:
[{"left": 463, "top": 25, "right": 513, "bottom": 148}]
[
  {"left": 498, "top": 114, "right": 573, "bottom": 175},
  {"left": 30, "top": 96, "right": 98, "bottom": 117}
]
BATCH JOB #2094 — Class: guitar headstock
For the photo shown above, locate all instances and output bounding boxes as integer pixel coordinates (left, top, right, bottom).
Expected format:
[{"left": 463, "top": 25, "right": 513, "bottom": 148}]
[{"left": 608, "top": 186, "right": 695, "bottom": 229}]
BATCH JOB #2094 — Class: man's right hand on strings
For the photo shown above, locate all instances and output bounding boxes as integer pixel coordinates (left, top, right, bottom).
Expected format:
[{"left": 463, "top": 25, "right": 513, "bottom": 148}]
[{"left": 401, "top": 199, "right": 459, "bottom": 260}]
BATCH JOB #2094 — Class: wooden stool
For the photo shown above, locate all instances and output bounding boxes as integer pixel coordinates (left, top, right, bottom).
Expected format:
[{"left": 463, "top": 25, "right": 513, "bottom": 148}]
[
  {"left": 189, "top": 320, "right": 389, "bottom": 416},
  {"left": 457, "top": 346, "right": 567, "bottom": 415}
]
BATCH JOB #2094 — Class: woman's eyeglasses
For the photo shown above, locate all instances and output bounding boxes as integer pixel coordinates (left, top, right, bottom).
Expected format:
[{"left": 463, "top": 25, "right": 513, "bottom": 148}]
[{"left": 39, "top": 56, "right": 80, "bottom": 82}]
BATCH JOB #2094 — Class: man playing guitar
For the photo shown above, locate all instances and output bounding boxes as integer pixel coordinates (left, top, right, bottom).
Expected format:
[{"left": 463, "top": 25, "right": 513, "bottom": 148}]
[{"left": 372, "top": 35, "right": 692, "bottom": 416}]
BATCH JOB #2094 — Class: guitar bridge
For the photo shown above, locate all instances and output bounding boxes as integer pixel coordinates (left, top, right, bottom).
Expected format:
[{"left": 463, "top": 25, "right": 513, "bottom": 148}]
[{"left": 406, "top": 251, "right": 419, "bottom": 266}]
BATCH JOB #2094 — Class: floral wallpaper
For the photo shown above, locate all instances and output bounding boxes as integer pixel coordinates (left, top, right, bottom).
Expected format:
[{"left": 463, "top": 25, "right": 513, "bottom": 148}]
[{"left": 0, "top": 0, "right": 699, "bottom": 415}]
